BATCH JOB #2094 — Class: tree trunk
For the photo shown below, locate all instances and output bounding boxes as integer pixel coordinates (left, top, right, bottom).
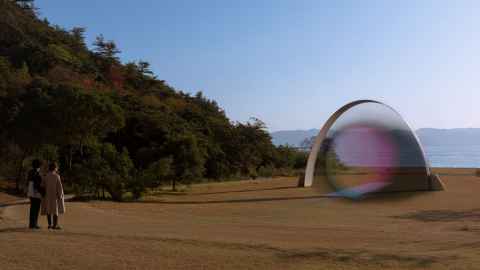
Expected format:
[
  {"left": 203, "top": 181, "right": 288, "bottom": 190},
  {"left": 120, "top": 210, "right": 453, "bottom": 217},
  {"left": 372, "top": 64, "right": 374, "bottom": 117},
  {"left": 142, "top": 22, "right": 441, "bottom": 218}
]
[
  {"left": 68, "top": 145, "right": 73, "bottom": 170},
  {"left": 106, "top": 186, "right": 123, "bottom": 202},
  {"left": 15, "top": 149, "right": 28, "bottom": 193},
  {"left": 79, "top": 141, "right": 84, "bottom": 158}
]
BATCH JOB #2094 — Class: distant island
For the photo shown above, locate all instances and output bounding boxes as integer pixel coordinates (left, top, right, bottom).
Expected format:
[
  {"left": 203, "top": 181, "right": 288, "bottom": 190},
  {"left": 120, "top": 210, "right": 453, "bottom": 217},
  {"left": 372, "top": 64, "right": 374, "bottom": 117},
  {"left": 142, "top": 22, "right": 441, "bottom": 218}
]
[{"left": 271, "top": 128, "right": 480, "bottom": 147}]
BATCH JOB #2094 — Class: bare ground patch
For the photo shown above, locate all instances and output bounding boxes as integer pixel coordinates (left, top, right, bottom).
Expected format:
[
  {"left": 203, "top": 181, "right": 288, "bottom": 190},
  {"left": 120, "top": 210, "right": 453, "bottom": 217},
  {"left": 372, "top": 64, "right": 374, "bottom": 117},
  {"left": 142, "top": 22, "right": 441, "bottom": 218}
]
[{"left": 392, "top": 209, "right": 480, "bottom": 222}]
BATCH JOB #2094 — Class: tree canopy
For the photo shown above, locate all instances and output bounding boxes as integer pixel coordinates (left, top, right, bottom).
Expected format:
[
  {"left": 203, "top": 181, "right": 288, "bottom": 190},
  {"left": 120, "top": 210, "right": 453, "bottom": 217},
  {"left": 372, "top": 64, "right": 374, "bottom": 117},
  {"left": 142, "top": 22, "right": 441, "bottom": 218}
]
[{"left": 0, "top": 0, "right": 306, "bottom": 200}]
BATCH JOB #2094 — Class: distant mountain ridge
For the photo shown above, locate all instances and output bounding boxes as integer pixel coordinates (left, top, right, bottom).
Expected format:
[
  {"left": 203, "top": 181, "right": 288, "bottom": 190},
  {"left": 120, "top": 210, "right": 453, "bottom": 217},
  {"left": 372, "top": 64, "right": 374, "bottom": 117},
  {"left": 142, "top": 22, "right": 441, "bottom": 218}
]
[
  {"left": 416, "top": 128, "right": 480, "bottom": 146},
  {"left": 270, "top": 129, "right": 319, "bottom": 147},
  {"left": 271, "top": 128, "right": 480, "bottom": 147}
]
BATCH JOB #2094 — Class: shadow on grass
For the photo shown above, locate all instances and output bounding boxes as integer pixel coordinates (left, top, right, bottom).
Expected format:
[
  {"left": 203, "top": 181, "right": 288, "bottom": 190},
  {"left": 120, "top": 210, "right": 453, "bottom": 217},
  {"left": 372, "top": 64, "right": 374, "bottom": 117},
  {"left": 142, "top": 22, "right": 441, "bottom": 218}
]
[
  {"left": 279, "top": 248, "right": 457, "bottom": 268},
  {"left": 149, "top": 191, "right": 188, "bottom": 196},
  {"left": 65, "top": 186, "right": 306, "bottom": 204},
  {"left": 0, "top": 185, "right": 22, "bottom": 197},
  {"left": 309, "top": 187, "right": 434, "bottom": 205},
  {"left": 392, "top": 209, "right": 480, "bottom": 222},
  {"left": 136, "top": 194, "right": 331, "bottom": 205},
  {"left": 0, "top": 227, "right": 30, "bottom": 233},
  {"left": 58, "top": 189, "right": 433, "bottom": 205},
  {"left": 134, "top": 188, "right": 435, "bottom": 205},
  {"left": 190, "top": 186, "right": 298, "bottom": 196},
  {"left": 0, "top": 200, "right": 28, "bottom": 208},
  {"left": 355, "top": 190, "right": 433, "bottom": 203},
  {"left": 66, "top": 195, "right": 113, "bottom": 202}
]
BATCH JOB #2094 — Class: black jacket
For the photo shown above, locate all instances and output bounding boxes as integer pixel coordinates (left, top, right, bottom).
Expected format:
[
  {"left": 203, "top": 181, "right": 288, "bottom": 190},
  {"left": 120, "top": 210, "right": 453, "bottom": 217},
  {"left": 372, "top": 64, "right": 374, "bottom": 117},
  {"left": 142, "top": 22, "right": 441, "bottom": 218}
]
[{"left": 28, "top": 169, "right": 45, "bottom": 196}]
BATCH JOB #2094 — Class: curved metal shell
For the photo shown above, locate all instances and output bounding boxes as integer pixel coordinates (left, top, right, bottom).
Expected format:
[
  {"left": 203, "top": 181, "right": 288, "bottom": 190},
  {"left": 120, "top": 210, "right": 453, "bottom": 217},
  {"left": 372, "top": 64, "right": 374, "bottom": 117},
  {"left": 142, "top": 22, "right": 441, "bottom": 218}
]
[{"left": 302, "top": 100, "right": 431, "bottom": 187}]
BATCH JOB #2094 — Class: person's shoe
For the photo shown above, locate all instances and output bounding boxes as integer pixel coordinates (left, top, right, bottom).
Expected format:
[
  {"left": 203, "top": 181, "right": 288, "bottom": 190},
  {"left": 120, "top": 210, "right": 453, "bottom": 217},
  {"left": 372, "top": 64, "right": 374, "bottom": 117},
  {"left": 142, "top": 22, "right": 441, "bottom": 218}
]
[
  {"left": 48, "top": 226, "right": 52, "bottom": 229},
  {"left": 33, "top": 225, "right": 41, "bottom": 230},
  {"left": 52, "top": 226, "right": 62, "bottom": 230}
]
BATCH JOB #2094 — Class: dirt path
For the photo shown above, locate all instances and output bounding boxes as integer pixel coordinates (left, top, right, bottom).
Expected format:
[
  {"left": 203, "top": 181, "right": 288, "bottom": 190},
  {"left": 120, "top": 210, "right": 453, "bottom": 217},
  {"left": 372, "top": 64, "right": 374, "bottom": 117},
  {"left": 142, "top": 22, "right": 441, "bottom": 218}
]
[{"left": 1, "top": 172, "right": 480, "bottom": 269}]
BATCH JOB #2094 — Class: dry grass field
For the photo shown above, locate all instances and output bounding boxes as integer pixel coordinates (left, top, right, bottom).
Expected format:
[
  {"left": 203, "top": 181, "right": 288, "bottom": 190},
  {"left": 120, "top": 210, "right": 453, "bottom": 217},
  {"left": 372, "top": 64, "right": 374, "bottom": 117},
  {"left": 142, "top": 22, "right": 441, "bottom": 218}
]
[{"left": 1, "top": 168, "right": 480, "bottom": 270}]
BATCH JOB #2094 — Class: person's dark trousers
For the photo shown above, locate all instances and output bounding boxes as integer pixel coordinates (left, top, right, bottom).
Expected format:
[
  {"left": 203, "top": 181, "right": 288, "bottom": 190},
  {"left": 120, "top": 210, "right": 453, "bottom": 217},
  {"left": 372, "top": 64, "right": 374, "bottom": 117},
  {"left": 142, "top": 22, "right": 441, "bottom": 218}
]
[
  {"left": 28, "top": 198, "right": 41, "bottom": 228},
  {"left": 47, "top": 214, "right": 58, "bottom": 228}
]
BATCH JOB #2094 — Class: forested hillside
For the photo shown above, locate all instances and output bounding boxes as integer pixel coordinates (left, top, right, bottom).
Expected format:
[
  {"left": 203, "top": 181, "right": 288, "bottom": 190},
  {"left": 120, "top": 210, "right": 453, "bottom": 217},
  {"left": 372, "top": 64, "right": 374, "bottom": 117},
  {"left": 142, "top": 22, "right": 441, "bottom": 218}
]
[{"left": 0, "top": 0, "right": 306, "bottom": 200}]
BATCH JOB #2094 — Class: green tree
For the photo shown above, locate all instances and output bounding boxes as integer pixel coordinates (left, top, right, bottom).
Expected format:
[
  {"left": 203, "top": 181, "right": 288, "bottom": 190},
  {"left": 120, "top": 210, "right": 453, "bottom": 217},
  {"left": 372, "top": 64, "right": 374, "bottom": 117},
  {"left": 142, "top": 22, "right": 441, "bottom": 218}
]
[
  {"left": 70, "top": 27, "right": 86, "bottom": 47},
  {"left": 93, "top": 34, "right": 121, "bottom": 62},
  {"left": 139, "top": 157, "right": 173, "bottom": 191},
  {"left": 14, "top": 0, "right": 36, "bottom": 11},
  {"left": 49, "top": 88, "right": 125, "bottom": 169},
  {"left": 0, "top": 57, "right": 11, "bottom": 96},
  {"left": 170, "top": 132, "right": 205, "bottom": 190},
  {"left": 227, "top": 118, "right": 275, "bottom": 178},
  {"left": 72, "top": 143, "right": 135, "bottom": 201},
  {"left": 8, "top": 88, "right": 52, "bottom": 191}
]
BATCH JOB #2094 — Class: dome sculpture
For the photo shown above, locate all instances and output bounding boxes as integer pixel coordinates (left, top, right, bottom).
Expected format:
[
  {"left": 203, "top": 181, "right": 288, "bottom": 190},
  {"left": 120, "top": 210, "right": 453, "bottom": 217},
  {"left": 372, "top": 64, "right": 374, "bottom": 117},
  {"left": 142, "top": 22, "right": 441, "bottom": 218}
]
[{"left": 299, "top": 100, "right": 444, "bottom": 198}]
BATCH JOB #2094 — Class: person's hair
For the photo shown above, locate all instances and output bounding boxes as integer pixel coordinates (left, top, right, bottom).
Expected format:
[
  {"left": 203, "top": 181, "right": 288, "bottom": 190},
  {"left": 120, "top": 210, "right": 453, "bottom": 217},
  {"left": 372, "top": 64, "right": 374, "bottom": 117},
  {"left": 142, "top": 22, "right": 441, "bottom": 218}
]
[
  {"left": 48, "top": 162, "right": 58, "bottom": 172},
  {"left": 32, "top": 159, "right": 41, "bottom": 169}
]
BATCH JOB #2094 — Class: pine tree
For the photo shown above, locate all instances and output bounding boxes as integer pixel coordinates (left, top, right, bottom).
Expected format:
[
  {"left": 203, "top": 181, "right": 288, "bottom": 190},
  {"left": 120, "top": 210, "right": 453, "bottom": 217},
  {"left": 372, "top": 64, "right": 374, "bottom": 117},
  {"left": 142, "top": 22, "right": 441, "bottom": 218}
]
[
  {"left": 93, "top": 34, "right": 121, "bottom": 62},
  {"left": 14, "top": 0, "right": 37, "bottom": 13}
]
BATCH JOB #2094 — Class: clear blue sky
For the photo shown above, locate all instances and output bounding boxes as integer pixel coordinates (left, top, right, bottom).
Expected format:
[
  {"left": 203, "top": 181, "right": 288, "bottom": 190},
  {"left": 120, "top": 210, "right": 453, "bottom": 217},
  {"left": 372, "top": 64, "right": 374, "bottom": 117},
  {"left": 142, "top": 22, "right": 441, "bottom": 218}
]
[{"left": 36, "top": 0, "right": 480, "bottom": 131}]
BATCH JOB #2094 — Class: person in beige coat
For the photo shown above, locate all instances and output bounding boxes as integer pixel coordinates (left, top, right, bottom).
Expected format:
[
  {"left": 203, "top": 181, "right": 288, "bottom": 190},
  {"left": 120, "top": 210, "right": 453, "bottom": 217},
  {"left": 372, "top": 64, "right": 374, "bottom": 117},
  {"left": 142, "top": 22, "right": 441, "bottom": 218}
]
[{"left": 41, "top": 162, "right": 65, "bottom": 230}]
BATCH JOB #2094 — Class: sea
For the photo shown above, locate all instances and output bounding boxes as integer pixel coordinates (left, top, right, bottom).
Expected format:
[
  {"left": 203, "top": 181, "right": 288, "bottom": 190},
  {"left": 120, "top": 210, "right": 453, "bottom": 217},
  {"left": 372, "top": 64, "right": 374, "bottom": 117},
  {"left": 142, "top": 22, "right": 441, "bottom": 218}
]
[{"left": 423, "top": 145, "right": 480, "bottom": 168}]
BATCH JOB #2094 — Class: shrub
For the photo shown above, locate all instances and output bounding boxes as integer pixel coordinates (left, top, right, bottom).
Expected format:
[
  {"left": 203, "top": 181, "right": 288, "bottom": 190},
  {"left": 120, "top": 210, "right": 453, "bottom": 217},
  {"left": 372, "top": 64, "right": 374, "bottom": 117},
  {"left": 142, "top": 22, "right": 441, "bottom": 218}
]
[
  {"left": 258, "top": 166, "right": 274, "bottom": 178},
  {"left": 70, "top": 143, "right": 135, "bottom": 201}
]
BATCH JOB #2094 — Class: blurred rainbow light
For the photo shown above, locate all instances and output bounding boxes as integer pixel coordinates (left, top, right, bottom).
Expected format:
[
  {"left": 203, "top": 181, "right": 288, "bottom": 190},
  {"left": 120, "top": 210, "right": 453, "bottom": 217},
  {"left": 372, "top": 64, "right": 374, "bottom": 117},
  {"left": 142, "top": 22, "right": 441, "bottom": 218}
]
[{"left": 301, "top": 100, "right": 440, "bottom": 199}]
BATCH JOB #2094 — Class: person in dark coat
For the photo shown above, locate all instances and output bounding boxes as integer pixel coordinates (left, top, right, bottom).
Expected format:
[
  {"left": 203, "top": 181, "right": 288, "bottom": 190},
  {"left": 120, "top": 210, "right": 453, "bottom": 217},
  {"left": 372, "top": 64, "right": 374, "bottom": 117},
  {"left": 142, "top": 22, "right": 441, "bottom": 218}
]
[{"left": 27, "top": 159, "right": 44, "bottom": 229}]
